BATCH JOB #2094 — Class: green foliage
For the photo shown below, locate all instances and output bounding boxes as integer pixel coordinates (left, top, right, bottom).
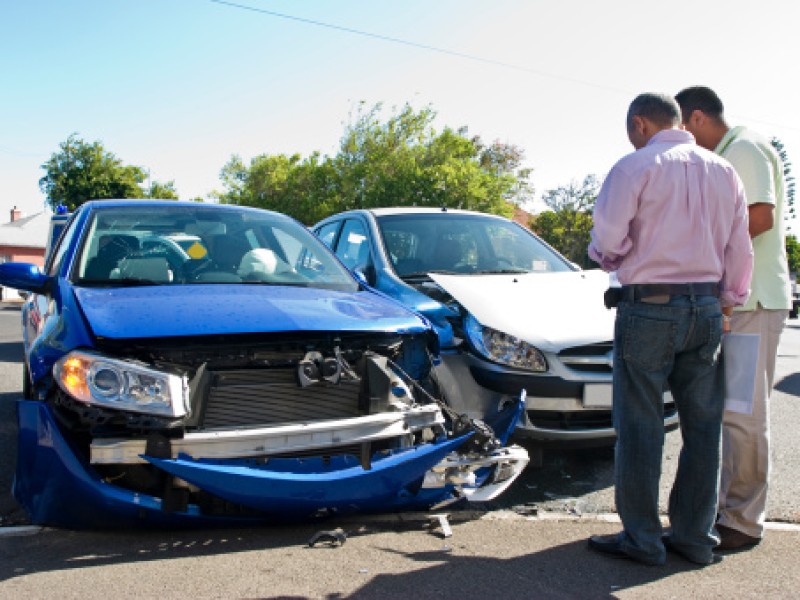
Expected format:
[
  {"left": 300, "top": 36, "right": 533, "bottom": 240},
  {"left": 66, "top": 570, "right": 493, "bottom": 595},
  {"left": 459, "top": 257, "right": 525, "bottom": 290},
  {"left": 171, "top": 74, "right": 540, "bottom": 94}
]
[
  {"left": 771, "top": 137, "right": 796, "bottom": 228},
  {"left": 145, "top": 180, "right": 179, "bottom": 200},
  {"left": 786, "top": 234, "right": 800, "bottom": 274},
  {"left": 531, "top": 175, "right": 599, "bottom": 268},
  {"left": 39, "top": 134, "right": 148, "bottom": 211},
  {"left": 217, "top": 152, "right": 338, "bottom": 224},
  {"left": 215, "top": 103, "right": 533, "bottom": 224}
]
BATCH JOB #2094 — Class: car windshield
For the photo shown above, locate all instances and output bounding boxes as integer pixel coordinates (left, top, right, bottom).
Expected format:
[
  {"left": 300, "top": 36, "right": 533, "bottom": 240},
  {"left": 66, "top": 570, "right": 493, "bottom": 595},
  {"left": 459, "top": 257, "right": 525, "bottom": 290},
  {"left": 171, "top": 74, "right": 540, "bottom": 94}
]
[
  {"left": 376, "top": 213, "right": 574, "bottom": 278},
  {"left": 74, "top": 204, "right": 359, "bottom": 291}
]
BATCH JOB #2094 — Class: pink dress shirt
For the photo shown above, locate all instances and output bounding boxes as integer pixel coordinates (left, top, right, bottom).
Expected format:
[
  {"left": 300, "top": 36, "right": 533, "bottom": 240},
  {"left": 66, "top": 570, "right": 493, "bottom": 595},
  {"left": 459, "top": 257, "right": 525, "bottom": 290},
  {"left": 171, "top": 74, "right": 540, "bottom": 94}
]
[{"left": 589, "top": 129, "right": 753, "bottom": 308}]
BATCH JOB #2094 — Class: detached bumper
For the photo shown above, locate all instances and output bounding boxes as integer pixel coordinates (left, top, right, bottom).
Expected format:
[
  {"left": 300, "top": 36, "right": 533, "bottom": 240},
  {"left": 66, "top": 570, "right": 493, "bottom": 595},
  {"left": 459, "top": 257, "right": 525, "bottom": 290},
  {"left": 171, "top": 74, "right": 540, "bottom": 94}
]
[{"left": 14, "top": 400, "right": 527, "bottom": 529}]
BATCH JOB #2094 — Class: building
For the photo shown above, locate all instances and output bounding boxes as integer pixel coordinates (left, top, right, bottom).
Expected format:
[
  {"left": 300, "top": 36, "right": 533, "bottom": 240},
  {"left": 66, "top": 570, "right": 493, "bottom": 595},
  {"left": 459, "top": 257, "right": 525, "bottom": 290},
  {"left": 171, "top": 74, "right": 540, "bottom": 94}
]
[{"left": 0, "top": 206, "right": 50, "bottom": 300}]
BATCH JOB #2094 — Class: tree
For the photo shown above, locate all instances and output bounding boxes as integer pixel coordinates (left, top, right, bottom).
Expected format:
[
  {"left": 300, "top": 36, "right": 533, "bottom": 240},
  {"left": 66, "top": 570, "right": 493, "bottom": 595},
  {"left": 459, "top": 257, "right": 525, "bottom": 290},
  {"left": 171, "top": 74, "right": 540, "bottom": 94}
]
[
  {"left": 531, "top": 175, "right": 599, "bottom": 268},
  {"left": 145, "top": 180, "right": 179, "bottom": 200},
  {"left": 771, "top": 137, "right": 796, "bottom": 230},
  {"left": 787, "top": 234, "right": 800, "bottom": 274},
  {"left": 215, "top": 103, "right": 533, "bottom": 224},
  {"left": 39, "top": 134, "right": 148, "bottom": 211}
]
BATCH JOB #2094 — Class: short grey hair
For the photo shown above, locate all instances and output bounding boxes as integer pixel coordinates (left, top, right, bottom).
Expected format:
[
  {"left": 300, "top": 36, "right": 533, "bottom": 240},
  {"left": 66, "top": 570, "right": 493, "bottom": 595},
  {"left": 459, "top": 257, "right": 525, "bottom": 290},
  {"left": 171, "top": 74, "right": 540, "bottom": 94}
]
[{"left": 626, "top": 93, "right": 681, "bottom": 131}]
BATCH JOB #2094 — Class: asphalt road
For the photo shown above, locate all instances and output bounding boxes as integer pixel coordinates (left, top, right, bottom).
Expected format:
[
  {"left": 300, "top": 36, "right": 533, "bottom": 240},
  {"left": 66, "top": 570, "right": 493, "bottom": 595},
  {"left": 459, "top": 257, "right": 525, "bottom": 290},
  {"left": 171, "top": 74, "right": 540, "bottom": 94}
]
[
  {"left": 495, "top": 314, "right": 800, "bottom": 523},
  {"left": 1, "top": 303, "right": 799, "bottom": 526},
  {"left": 1, "top": 303, "right": 799, "bottom": 599}
]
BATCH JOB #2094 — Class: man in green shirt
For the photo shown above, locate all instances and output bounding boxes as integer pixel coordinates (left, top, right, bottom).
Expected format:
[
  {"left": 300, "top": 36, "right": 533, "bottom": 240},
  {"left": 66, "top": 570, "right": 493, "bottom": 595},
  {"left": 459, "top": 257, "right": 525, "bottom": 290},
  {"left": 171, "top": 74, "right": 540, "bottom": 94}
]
[{"left": 676, "top": 86, "right": 793, "bottom": 551}]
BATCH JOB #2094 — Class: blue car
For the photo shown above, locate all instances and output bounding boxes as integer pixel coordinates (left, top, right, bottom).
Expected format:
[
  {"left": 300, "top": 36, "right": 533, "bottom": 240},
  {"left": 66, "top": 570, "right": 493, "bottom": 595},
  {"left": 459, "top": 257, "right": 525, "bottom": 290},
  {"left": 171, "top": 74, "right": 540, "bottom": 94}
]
[{"left": 0, "top": 200, "right": 527, "bottom": 529}]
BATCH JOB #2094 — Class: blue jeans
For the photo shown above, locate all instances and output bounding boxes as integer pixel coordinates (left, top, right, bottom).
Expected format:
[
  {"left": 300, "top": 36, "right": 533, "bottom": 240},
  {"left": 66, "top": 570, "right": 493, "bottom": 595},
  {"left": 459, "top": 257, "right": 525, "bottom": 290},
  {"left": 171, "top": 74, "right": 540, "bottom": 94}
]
[{"left": 613, "top": 294, "right": 724, "bottom": 564}]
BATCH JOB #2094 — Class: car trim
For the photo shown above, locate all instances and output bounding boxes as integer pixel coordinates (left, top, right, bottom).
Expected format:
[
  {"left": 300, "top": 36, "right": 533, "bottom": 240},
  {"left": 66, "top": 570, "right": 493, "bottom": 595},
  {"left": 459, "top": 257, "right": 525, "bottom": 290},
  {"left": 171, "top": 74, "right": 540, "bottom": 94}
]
[
  {"left": 90, "top": 405, "right": 446, "bottom": 464},
  {"left": 470, "top": 366, "right": 585, "bottom": 398}
]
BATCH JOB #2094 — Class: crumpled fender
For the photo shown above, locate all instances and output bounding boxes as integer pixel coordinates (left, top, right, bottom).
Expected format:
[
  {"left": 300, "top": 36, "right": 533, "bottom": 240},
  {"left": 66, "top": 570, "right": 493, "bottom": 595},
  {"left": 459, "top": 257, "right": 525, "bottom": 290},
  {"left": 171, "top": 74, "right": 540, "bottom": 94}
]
[
  {"left": 143, "top": 434, "right": 472, "bottom": 516},
  {"left": 14, "top": 401, "right": 239, "bottom": 529},
  {"left": 13, "top": 400, "right": 476, "bottom": 528}
]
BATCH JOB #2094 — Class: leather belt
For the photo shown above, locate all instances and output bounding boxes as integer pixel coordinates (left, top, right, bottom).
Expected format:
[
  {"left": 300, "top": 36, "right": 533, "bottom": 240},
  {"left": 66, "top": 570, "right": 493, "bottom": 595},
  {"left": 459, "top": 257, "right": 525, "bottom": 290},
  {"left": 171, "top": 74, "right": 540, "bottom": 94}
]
[{"left": 620, "top": 283, "right": 720, "bottom": 302}]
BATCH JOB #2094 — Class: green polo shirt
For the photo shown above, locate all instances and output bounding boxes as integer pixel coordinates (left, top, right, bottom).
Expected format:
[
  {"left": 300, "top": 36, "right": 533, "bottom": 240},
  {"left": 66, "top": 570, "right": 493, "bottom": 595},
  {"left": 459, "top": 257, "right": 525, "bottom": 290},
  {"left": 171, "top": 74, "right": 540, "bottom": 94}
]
[{"left": 716, "top": 126, "right": 792, "bottom": 311}]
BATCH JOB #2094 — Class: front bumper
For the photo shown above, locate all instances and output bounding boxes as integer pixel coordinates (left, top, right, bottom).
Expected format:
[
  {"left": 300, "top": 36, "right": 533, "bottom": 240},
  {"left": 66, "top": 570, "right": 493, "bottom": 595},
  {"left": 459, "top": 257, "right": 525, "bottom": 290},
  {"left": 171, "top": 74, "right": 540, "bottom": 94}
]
[
  {"left": 434, "top": 352, "right": 679, "bottom": 443},
  {"left": 14, "top": 400, "right": 527, "bottom": 529}
]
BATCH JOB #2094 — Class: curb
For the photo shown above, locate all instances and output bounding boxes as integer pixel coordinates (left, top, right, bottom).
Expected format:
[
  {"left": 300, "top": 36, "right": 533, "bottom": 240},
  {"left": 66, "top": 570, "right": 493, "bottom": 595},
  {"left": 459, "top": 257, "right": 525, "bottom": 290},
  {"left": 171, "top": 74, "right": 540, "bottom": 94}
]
[{"left": 2, "top": 510, "right": 798, "bottom": 537}]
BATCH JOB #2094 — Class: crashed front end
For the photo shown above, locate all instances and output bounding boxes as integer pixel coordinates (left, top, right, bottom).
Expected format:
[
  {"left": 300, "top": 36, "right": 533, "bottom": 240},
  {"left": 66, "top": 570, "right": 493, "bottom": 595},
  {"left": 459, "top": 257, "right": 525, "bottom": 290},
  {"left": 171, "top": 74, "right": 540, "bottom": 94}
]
[{"left": 16, "top": 330, "right": 527, "bottom": 529}]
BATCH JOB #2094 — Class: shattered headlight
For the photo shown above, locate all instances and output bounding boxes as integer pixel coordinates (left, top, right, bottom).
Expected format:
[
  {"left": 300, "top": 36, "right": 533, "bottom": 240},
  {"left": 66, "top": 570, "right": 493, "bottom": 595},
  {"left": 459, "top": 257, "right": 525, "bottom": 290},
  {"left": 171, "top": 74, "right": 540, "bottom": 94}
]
[
  {"left": 464, "top": 314, "right": 547, "bottom": 372},
  {"left": 54, "top": 350, "right": 187, "bottom": 417}
]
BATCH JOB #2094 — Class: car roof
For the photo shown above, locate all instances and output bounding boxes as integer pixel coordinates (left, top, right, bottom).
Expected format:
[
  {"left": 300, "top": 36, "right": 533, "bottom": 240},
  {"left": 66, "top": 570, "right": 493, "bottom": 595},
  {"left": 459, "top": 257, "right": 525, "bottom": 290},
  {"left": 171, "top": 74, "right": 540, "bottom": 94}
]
[
  {"left": 79, "top": 199, "right": 294, "bottom": 220},
  {"left": 364, "top": 207, "right": 510, "bottom": 219}
]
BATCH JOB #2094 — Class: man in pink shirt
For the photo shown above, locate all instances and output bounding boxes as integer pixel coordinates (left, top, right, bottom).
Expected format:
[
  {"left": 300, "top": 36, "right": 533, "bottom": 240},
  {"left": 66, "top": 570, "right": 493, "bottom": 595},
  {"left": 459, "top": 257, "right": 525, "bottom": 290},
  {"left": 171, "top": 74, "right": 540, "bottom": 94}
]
[{"left": 587, "top": 93, "right": 753, "bottom": 566}]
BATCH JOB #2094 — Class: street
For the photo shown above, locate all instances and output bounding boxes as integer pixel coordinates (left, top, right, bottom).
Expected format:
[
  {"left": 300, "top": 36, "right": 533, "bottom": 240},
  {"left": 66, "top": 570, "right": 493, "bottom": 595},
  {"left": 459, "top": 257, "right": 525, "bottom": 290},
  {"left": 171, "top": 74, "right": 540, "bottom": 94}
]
[{"left": 1, "top": 303, "right": 799, "bottom": 598}]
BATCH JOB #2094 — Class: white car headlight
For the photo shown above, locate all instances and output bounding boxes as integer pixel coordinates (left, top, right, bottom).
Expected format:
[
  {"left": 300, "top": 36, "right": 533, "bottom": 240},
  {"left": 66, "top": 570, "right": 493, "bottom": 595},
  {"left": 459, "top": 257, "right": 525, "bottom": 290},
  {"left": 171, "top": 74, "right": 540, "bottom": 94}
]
[
  {"left": 464, "top": 314, "right": 547, "bottom": 372},
  {"left": 54, "top": 350, "right": 187, "bottom": 417}
]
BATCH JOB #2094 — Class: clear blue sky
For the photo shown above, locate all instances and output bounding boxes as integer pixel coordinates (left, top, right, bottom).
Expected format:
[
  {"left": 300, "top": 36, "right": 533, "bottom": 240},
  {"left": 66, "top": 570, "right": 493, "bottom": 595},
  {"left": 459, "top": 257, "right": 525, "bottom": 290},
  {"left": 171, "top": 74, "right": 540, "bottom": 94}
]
[{"left": 2, "top": 0, "right": 798, "bottom": 232}]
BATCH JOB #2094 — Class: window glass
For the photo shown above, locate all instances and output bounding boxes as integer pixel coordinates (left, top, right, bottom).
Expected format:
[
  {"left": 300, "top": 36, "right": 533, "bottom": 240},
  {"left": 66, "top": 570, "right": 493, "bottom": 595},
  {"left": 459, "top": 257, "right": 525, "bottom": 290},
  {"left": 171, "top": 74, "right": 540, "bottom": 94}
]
[
  {"left": 335, "top": 220, "right": 370, "bottom": 270},
  {"left": 377, "top": 213, "right": 573, "bottom": 276},
  {"left": 47, "top": 213, "right": 82, "bottom": 277},
  {"left": 315, "top": 222, "right": 339, "bottom": 249},
  {"left": 73, "top": 205, "right": 358, "bottom": 291}
]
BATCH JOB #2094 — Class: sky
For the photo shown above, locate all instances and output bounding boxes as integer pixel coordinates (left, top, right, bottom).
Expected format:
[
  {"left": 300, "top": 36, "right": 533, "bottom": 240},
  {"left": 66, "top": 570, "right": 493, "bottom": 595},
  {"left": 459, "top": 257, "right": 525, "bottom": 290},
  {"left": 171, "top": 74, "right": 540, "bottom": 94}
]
[{"left": 2, "top": 0, "right": 799, "bottom": 232}]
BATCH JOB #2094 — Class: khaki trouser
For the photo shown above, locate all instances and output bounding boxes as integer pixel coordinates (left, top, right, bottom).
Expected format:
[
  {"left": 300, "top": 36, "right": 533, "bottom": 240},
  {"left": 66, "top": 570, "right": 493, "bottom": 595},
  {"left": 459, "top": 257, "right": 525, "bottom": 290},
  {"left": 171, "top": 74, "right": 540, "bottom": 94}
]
[{"left": 718, "top": 307, "right": 788, "bottom": 538}]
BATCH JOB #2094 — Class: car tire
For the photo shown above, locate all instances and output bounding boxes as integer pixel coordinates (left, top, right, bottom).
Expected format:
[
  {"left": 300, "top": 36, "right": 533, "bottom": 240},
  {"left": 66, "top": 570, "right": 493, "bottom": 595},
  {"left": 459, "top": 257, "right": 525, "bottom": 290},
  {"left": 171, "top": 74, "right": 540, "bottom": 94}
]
[{"left": 22, "top": 362, "right": 33, "bottom": 399}]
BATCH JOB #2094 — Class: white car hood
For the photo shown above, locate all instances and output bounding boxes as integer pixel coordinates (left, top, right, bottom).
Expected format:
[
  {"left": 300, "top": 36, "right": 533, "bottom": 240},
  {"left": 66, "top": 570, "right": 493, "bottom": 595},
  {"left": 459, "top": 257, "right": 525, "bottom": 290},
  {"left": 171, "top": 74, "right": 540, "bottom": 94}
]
[{"left": 429, "top": 270, "right": 615, "bottom": 353}]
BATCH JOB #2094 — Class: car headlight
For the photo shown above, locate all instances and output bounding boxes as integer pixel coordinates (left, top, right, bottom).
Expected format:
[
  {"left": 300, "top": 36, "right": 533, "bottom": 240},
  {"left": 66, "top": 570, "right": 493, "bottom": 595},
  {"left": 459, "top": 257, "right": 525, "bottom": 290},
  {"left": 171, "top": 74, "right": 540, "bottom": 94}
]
[
  {"left": 54, "top": 350, "right": 187, "bottom": 417},
  {"left": 464, "top": 314, "right": 547, "bottom": 372}
]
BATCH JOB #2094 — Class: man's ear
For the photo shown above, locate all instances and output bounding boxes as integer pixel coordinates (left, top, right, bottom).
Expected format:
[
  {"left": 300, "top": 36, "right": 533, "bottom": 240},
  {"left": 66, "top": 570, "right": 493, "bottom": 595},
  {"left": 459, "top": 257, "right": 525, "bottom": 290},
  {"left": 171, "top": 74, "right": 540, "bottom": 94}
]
[
  {"left": 631, "top": 114, "right": 646, "bottom": 135},
  {"left": 689, "top": 109, "right": 706, "bottom": 128}
]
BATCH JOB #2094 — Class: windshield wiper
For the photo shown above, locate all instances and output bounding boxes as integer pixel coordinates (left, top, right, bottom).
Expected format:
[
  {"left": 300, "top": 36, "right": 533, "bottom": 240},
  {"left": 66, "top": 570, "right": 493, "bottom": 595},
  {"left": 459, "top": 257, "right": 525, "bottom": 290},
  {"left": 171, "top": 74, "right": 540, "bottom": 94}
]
[
  {"left": 106, "top": 277, "right": 166, "bottom": 287},
  {"left": 77, "top": 278, "right": 160, "bottom": 287},
  {"left": 400, "top": 270, "right": 463, "bottom": 280},
  {"left": 475, "top": 268, "right": 531, "bottom": 275}
]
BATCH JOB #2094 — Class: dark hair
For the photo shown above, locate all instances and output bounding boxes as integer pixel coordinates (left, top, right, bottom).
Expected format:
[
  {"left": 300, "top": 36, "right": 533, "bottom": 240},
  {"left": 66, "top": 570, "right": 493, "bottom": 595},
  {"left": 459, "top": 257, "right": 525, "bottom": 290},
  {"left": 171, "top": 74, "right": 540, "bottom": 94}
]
[
  {"left": 674, "top": 86, "right": 725, "bottom": 121},
  {"left": 626, "top": 93, "right": 681, "bottom": 130}
]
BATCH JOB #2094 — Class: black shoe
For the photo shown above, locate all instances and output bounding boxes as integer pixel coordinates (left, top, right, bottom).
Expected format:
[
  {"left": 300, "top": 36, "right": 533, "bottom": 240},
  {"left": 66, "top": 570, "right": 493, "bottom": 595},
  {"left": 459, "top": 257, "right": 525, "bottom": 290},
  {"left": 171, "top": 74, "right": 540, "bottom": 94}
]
[
  {"left": 662, "top": 535, "right": 723, "bottom": 565},
  {"left": 589, "top": 533, "right": 663, "bottom": 566},
  {"left": 715, "top": 524, "right": 761, "bottom": 552}
]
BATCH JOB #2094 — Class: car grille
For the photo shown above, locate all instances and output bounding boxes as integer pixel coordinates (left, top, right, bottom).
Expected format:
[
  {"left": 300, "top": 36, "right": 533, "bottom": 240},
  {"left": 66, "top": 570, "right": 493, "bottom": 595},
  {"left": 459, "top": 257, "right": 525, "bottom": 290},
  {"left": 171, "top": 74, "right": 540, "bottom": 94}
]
[
  {"left": 558, "top": 342, "right": 614, "bottom": 374},
  {"left": 527, "top": 409, "right": 616, "bottom": 431},
  {"left": 201, "top": 368, "right": 362, "bottom": 429},
  {"left": 528, "top": 401, "right": 677, "bottom": 431}
]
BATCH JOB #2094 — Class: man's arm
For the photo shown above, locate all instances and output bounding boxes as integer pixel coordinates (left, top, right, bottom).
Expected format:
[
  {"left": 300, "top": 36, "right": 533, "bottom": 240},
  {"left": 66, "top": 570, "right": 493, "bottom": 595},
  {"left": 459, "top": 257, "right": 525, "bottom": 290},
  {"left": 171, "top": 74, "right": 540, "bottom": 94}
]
[
  {"left": 588, "top": 166, "right": 637, "bottom": 271},
  {"left": 748, "top": 202, "right": 774, "bottom": 238}
]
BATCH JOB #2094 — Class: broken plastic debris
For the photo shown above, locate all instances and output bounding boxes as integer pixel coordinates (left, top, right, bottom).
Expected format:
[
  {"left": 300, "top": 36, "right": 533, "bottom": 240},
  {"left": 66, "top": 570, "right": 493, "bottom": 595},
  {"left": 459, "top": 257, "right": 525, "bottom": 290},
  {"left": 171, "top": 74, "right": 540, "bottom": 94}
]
[
  {"left": 513, "top": 504, "right": 539, "bottom": 517},
  {"left": 427, "top": 514, "right": 453, "bottom": 538},
  {"left": 308, "top": 527, "right": 347, "bottom": 547}
]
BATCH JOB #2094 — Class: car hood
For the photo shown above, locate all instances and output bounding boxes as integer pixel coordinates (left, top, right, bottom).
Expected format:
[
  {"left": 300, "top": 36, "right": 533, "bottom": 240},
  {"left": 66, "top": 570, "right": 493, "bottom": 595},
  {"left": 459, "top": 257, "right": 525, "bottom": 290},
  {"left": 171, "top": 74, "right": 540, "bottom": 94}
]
[
  {"left": 74, "top": 285, "right": 429, "bottom": 339},
  {"left": 429, "top": 270, "right": 614, "bottom": 352}
]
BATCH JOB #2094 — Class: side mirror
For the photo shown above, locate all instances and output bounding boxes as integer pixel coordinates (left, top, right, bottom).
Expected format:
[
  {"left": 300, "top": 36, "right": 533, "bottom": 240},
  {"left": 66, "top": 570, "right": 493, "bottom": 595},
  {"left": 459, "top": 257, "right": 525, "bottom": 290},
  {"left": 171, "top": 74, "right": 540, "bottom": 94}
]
[
  {"left": 0, "top": 263, "right": 50, "bottom": 295},
  {"left": 353, "top": 264, "right": 376, "bottom": 287}
]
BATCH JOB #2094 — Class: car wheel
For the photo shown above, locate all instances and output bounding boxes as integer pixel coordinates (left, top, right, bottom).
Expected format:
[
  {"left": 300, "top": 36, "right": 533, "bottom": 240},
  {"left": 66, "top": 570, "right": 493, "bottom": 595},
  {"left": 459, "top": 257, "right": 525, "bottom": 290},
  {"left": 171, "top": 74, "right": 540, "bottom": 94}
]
[{"left": 22, "top": 361, "right": 33, "bottom": 399}]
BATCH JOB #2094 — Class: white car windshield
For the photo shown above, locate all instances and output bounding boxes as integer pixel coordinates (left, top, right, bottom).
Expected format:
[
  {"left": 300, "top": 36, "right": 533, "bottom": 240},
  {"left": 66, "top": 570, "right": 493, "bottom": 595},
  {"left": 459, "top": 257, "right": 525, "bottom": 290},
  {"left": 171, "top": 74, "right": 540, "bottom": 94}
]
[
  {"left": 75, "top": 205, "right": 359, "bottom": 291},
  {"left": 376, "top": 213, "right": 574, "bottom": 277}
]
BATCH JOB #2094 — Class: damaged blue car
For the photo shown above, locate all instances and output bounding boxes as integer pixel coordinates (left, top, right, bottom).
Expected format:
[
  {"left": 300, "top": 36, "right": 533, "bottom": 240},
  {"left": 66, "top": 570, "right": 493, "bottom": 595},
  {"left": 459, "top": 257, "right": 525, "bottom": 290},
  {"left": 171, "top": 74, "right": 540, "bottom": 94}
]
[{"left": 0, "top": 200, "right": 527, "bottom": 529}]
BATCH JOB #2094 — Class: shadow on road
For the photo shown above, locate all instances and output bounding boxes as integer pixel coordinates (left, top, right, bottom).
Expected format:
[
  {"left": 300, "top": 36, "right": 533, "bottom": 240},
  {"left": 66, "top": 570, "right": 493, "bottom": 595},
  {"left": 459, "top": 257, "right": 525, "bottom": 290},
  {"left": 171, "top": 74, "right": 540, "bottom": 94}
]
[
  {"left": 0, "top": 519, "right": 706, "bottom": 595},
  {"left": 0, "top": 391, "right": 24, "bottom": 527},
  {"left": 776, "top": 373, "right": 800, "bottom": 396},
  {"left": 0, "top": 341, "right": 24, "bottom": 363}
]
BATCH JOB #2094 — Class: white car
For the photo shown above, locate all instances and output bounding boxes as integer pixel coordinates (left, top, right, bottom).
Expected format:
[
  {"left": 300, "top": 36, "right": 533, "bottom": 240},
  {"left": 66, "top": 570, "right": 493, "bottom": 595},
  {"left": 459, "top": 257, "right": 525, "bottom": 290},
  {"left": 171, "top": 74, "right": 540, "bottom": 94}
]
[{"left": 313, "top": 207, "right": 679, "bottom": 446}]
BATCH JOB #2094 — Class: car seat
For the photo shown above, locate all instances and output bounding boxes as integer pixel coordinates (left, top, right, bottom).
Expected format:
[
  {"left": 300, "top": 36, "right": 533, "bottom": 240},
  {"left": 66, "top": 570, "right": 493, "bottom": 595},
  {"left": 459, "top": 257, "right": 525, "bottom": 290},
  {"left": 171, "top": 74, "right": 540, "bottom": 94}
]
[{"left": 83, "top": 234, "right": 140, "bottom": 280}]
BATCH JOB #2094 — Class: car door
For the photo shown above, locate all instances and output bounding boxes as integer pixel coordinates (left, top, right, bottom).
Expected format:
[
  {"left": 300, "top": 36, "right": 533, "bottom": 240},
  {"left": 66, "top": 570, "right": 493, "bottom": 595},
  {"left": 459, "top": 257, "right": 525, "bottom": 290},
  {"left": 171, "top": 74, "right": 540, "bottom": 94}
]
[
  {"left": 316, "top": 218, "right": 375, "bottom": 284},
  {"left": 315, "top": 220, "right": 341, "bottom": 251}
]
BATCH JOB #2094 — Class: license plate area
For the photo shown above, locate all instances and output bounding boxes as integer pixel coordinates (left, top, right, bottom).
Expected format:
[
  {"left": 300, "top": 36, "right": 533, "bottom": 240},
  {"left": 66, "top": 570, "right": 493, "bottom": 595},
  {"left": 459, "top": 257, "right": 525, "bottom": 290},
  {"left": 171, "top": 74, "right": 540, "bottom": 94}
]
[{"left": 583, "top": 383, "right": 613, "bottom": 408}]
